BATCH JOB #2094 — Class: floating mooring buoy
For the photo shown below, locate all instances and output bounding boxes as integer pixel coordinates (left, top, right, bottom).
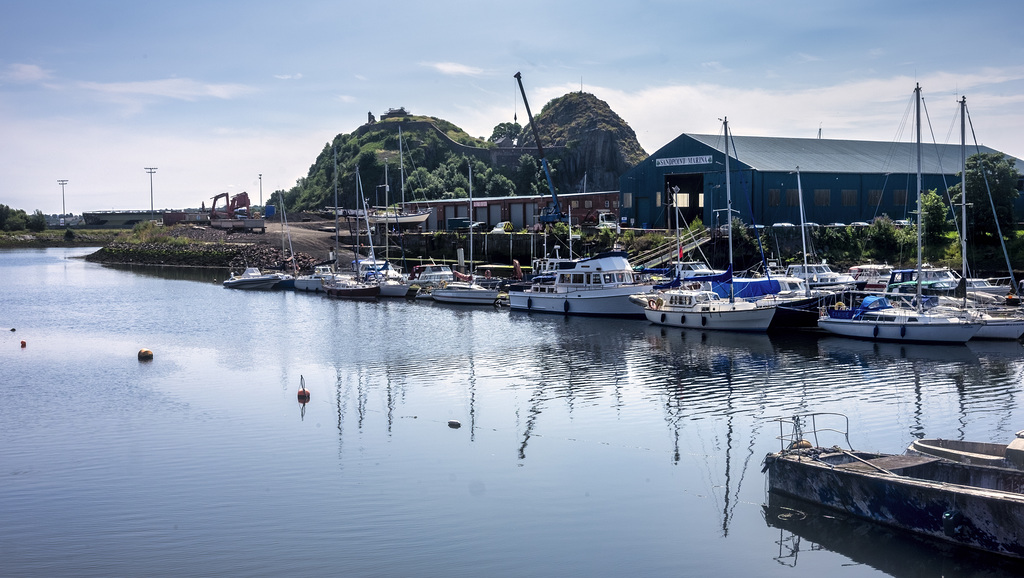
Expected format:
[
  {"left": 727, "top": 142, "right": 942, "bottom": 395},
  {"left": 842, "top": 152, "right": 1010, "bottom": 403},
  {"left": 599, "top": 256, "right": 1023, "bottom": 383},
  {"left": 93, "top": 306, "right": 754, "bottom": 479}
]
[
  {"left": 138, "top": 348, "right": 154, "bottom": 361},
  {"left": 297, "top": 375, "right": 310, "bottom": 403},
  {"left": 448, "top": 420, "right": 461, "bottom": 429},
  {"left": 20, "top": 340, "right": 26, "bottom": 348}
]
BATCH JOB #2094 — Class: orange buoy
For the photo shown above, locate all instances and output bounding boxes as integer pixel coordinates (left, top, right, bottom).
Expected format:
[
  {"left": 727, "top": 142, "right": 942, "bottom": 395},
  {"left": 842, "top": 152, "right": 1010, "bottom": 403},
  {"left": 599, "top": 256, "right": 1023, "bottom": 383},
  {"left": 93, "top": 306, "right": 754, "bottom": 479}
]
[
  {"left": 20, "top": 340, "right": 26, "bottom": 348},
  {"left": 138, "top": 348, "right": 154, "bottom": 361},
  {"left": 297, "top": 375, "right": 310, "bottom": 403}
]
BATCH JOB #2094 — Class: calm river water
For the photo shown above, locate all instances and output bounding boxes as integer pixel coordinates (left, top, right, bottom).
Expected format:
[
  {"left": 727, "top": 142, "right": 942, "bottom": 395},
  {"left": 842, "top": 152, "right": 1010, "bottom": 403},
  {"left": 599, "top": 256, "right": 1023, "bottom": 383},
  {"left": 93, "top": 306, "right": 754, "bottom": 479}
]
[{"left": 3, "top": 247, "right": 1024, "bottom": 577}]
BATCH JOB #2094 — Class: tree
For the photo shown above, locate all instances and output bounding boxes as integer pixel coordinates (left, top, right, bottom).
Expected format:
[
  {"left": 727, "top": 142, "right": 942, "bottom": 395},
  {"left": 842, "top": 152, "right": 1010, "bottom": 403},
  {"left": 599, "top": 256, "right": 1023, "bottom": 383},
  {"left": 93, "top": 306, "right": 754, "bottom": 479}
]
[
  {"left": 486, "top": 174, "right": 516, "bottom": 197},
  {"left": 920, "top": 189, "right": 950, "bottom": 245},
  {"left": 488, "top": 122, "right": 522, "bottom": 143},
  {"left": 949, "top": 152, "right": 1021, "bottom": 243},
  {"left": 26, "top": 210, "right": 47, "bottom": 232}
]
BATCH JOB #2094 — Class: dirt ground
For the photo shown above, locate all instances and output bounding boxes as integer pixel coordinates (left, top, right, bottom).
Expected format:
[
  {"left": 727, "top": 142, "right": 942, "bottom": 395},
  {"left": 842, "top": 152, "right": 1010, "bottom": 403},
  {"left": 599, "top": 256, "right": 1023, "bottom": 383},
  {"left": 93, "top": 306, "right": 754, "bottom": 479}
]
[{"left": 174, "top": 212, "right": 358, "bottom": 264}]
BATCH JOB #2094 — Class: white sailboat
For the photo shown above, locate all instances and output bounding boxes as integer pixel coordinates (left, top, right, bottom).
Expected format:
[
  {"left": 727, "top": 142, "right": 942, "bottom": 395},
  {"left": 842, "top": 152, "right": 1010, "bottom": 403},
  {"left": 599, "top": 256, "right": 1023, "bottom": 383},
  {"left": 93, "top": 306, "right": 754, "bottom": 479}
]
[
  {"left": 431, "top": 162, "right": 502, "bottom": 306},
  {"left": 366, "top": 128, "right": 432, "bottom": 226},
  {"left": 643, "top": 117, "right": 776, "bottom": 332},
  {"left": 818, "top": 85, "right": 980, "bottom": 343},
  {"left": 295, "top": 146, "right": 346, "bottom": 292},
  {"left": 939, "top": 95, "right": 1024, "bottom": 340}
]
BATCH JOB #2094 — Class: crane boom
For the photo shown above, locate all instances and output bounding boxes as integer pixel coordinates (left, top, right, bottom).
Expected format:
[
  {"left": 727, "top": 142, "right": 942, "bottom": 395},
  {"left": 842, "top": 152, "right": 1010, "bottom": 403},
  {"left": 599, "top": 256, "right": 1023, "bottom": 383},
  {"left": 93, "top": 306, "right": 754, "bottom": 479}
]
[{"left": 514, "top": 71, "right": 565, "bottom": 224}]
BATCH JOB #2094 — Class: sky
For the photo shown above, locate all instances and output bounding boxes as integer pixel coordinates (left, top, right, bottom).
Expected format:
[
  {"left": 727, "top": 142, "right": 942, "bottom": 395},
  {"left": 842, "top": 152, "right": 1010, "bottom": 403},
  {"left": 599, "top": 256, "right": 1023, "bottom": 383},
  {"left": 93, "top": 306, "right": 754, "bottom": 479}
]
[{"left": 3, "top": 0, "right": 1023, "bottom": 215}]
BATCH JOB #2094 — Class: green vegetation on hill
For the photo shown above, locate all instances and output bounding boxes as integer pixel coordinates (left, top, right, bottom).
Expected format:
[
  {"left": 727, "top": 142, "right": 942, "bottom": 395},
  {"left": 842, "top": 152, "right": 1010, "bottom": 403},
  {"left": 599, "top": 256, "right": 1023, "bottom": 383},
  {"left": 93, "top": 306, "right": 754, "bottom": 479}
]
[{"left": 273, "top": 92, "right": 649, "bottom": 214}]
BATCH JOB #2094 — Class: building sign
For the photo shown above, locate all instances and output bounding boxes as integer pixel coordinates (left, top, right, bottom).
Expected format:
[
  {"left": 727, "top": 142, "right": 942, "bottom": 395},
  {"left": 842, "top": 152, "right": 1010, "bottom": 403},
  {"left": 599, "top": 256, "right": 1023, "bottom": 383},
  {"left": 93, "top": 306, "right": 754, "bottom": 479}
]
[{"left": 655, "top": 155, "right": 713, "bottom": 168}]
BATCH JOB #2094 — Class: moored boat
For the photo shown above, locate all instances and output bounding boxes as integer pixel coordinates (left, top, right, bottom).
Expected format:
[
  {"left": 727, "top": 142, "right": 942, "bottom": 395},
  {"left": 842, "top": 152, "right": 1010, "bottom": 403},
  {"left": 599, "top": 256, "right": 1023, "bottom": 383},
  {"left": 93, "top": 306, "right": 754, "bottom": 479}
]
[
  {"left": 907, "top": 433, "right": 1024, "bottom": 469},
  {"left": 818, "top": 295, "right": 980, "bottom": 343},
  {"left": 764, "top": 413, "right": 1024, "bottom": 559},
  {"left": 508, "top": 251, "right": 654, "bottom": 318},
  {"left": 643, "top": 289, "right": 776, "bottom": 332},
  {"left": 223, "top": 267, "right": 291, "bottom": 290},
  {"left": 430, "top": 281, "right": 502, "bottom": 305}
]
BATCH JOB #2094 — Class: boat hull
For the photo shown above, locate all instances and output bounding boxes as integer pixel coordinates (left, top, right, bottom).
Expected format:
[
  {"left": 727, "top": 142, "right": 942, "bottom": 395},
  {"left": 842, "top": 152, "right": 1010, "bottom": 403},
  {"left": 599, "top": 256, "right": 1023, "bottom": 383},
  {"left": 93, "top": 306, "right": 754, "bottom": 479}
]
[
  {"left": 508, "top": 286, "right": 652, "bottom": 318},
  {"left": 325, "top": 285, "right": 380, "bottom": 300},
  {"left": 430, "top": 289, "right": 500, "bottom": 305},
  {"left": 764, "top": 448, "right": 1024, "bottom": 559},
  {"left": 818, "top": 318, "right": 979, "bottom": 343},
  {"left": 644, "top": 303, "right": 775, "bottom": 332},
  {"left": 223, "top": 278, "right": 281, "bottom": 290}
]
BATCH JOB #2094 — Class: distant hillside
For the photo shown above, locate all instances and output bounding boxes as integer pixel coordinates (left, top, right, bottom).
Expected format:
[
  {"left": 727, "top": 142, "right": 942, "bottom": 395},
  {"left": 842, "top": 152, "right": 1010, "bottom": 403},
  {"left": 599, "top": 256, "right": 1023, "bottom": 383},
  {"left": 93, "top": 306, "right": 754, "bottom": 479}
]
[{"left": 279, "top": 96, "right": 648, "bottom": 212}]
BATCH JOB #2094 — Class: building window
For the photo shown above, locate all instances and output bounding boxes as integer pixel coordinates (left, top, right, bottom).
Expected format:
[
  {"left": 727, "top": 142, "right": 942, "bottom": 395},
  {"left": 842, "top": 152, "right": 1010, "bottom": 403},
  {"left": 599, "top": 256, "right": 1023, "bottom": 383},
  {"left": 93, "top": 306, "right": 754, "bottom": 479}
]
[
  {"left": 868, "top": 189, "right": 883, "bottom": 206},
  {"left": 697, "top": 194, "right": 704, "bottom": 208},
  {"left": 622, "top": 194, "right": 632, "bottom": 209},
  {"left": 584, "top": 200, "right": 593, "bottom": 209},
  {"left": 677, "top": 194, "right": 690, "bottom": 208},
  {"left": 604, "top": 200, "right": 610, "bottom": 208},
  {"left": 786, "top": 189, "right": 799, "bottom": 207},
  {"left": 571, "top": 200, "right": 579, "bottom": 208},
  {"left": 842, "top": 189, "right": 858, "bottom": 207},
  {"left": 894, "top": 189, "right": 907, "bottom": 206},
  {"left": 768, "top": 189, "right": 781, "bottom": 207},
  {"left": 814, "top": 189, "right": 831, "bottom": 207},
  {"left": 655, "top": 192, "right": 661, "bottom": 207}
]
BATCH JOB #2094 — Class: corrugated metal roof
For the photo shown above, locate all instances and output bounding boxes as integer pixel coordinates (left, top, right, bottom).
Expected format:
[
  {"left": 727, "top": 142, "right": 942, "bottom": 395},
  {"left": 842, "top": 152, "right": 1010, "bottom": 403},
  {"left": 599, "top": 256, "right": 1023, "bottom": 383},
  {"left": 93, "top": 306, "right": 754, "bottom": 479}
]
[{"left": 686, "top": 134, "right": 1013, "bottom": 174}]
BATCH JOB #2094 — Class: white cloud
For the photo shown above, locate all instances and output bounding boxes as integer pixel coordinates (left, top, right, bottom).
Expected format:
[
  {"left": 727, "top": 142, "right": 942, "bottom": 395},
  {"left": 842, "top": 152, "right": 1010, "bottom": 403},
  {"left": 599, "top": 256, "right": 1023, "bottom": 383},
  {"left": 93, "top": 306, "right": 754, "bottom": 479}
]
[
  {"left": 274, "top": 73, "right": 304, "bottom": 80},
  {"left": 426, "top": 62, "right": 484, "bottom": 76},
  {"left": 78, "top": 77, "right": 256, "bottom": 101},
  {"left": 2, "top": 63, "right": 51, "bottom": 83}
]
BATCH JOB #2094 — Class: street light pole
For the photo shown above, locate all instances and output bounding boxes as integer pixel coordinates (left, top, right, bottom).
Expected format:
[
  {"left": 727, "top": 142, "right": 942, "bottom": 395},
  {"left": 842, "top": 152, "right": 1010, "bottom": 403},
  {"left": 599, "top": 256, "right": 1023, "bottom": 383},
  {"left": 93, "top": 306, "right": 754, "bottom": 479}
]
[
  {"left": 145, "top": 167, "right": 158, "bottom": 220},
  {"left": 57, "top": 179, "right": 68, "bottom": 226},
  {"left": 259, "top": 173, "right": 263, "bottom": 207}
]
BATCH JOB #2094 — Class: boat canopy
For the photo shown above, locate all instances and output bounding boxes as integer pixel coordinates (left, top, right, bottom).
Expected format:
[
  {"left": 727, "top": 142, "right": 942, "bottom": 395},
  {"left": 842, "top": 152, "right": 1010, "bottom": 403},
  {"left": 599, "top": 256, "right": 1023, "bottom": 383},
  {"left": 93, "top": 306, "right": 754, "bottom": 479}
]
[
  {"left": 858, "top": 295, "right": 892, "bottom": 311},
  {"left": 710, "top": 277, "right": 781, "bottom": 299}
]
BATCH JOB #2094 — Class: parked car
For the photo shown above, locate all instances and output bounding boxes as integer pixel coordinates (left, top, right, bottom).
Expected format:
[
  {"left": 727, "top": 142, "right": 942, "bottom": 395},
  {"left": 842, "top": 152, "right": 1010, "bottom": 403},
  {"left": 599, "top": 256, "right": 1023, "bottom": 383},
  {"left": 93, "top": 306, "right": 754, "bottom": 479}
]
[
  {"left": 490, "top": 221, "right": 513, "bottom": 234},
  {"left": 893, "top": 219, "right": 912, "bottom": 227},
  {"left": 803, "top": 222, "right": 821, "bottom": 228},
  {"left": 826, "top": 222, "right": 846, "bottom": 228},
  {"left": 849, "top": 221, "right": 870, "bottom": 227},
  {"left": 772, "top": 222, "right": 795, "bottom": 228}
]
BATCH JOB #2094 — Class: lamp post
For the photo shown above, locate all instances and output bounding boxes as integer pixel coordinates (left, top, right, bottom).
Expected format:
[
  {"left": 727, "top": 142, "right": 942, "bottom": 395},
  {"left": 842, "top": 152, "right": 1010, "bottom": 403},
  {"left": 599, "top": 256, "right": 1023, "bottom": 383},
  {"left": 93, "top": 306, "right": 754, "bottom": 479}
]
[
  {"left": 57, "top": 179, "right": 68, "bottom": 226},
  {"left": 258, "top": 173, "right": 263, "bottom": 207},
  {"left": 144, "top": 168, "right": 158, "bottom": 220}
]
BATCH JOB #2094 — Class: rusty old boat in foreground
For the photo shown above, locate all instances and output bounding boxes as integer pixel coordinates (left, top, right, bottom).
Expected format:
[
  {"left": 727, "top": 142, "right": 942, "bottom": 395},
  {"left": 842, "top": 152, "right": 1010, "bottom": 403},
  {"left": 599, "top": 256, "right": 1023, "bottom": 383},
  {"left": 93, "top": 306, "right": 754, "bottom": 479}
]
[{"left": 762, "top": 413, "right": 1024, "bottom": 559}]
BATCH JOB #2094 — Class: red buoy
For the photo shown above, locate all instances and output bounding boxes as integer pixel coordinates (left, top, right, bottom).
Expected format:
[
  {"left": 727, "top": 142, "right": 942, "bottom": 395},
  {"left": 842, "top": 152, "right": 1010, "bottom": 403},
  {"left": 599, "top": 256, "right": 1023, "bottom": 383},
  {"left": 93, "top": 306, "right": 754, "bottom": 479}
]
[
  {"left": 297, "top": 375, "right": 310, "bottom": 403},
  {"left": 20, "top": 340, "right": 26, "bottom": 348},
  {"left": 138, "top": 348, "right": 154, "bottom": 361}
]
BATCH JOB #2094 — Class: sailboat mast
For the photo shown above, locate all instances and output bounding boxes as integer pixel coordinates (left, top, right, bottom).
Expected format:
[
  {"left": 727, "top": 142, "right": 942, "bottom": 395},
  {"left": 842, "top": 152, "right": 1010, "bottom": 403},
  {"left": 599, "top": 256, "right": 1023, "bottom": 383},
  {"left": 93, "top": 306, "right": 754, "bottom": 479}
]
[
  {"left": 333, "top": 147, "right": 339, "bottom": 265},
  {"left": 915, "top": 83, "right": 923, "bottom": 312},
  {"left": 724, "top": 117, "right": 734, "bottom": 303},
  {"left": 796, "top": 166, "right": 810, "bottom": 298},
  {"left": 384, "top": 160, "right": 389, "bottom": 263},
  {"left": 960, "top": 96, "right": 968, "bottom": 307},
  {"left": 399, "top": 127, "right": 406, "bottom": 209},
  {"left": 468, "top": 161, "right": 473, "bottom": 278}
]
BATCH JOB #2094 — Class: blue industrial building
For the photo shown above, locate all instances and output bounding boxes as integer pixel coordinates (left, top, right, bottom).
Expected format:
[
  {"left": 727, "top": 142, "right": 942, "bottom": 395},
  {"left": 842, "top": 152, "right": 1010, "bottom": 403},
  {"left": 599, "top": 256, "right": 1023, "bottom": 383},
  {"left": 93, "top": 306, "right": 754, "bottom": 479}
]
[{"left": 619, "top": 133, "right": 1021, "bottom": 230}]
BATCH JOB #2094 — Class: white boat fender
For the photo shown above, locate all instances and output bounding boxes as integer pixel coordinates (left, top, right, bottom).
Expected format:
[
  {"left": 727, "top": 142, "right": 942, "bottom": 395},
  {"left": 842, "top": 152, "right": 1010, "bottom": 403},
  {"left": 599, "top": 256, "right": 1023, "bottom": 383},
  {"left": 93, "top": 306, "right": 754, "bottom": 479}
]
[{"left": 448, "top": 420, "right": 461, "bottom": 429}]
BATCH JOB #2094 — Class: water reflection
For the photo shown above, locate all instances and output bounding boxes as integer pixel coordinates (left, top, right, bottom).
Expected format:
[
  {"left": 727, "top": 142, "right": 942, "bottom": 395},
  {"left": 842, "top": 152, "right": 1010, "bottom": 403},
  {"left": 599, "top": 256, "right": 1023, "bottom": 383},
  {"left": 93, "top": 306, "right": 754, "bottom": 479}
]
[{"left": 763, "top": 492, "right": 1022, "bottom": 576}]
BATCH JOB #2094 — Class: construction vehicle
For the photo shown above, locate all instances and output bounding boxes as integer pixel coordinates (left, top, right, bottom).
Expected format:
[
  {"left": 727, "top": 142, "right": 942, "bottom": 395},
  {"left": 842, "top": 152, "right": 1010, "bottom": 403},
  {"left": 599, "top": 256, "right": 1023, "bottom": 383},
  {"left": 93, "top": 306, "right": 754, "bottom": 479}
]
[
  {"left": 514, "top": 71, "right": 567, "bottom": 225},
  {"left": 208, "top": 192, "right": 266, "bottom": 232}
]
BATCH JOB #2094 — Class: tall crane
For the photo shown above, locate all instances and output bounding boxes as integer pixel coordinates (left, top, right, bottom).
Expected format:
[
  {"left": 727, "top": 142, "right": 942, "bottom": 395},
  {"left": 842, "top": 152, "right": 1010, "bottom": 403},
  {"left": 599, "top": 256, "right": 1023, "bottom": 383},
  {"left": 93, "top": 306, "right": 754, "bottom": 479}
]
[{"left": 514, "top": 72, "right": 567, "bottom": 225}]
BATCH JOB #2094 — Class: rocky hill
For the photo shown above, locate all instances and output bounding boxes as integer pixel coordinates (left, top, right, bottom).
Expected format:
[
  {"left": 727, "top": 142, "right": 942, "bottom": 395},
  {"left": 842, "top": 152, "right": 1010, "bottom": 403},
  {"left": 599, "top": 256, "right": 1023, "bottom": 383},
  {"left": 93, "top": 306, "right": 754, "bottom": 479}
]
[
  {"left": 519, "top": 92, "right": 648, "bottom": 193},
  {"left": 281, "top": 92, "right": 649, "bottom": 212}
]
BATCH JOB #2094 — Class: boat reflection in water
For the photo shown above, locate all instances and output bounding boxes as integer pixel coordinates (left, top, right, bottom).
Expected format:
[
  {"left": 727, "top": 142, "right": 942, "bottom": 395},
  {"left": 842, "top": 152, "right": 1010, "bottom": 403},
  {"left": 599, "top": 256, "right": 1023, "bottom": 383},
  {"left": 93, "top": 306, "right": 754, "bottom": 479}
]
[{"left": 763, "top": 492, "right": 1022, "bottom": 577}]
